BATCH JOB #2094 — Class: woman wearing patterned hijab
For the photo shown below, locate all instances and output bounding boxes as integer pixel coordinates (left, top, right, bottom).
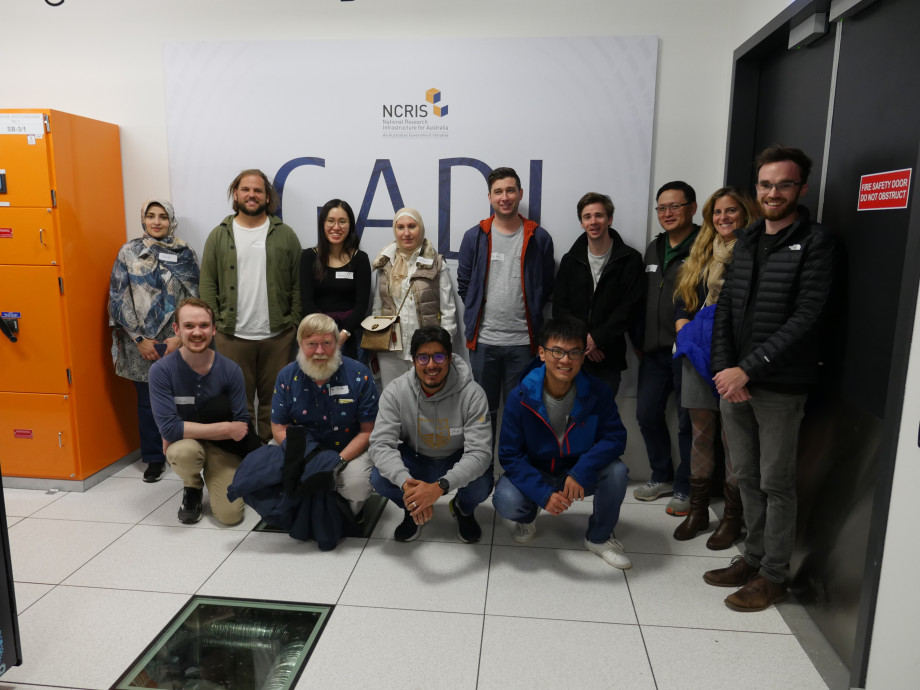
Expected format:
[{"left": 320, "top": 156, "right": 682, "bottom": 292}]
[
  {"left": 108, "top": 199, "right": 200, "bottom": 482},
  {"left": 371, "top": 207, "right": 457, "bottom": 388}
]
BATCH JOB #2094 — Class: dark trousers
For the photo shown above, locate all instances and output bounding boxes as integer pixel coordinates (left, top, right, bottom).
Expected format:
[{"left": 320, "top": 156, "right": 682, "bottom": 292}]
[
  {"left": 635, "top": 349, "right": 691, "bottom": 495},
  {"left": 133, "top": 381, "right": 165, "bottom": 464}
]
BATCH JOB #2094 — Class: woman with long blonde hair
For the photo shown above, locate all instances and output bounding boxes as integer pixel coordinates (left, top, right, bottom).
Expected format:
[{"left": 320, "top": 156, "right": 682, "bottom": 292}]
[{"left": 672, "top": 187, "right": 758, "bottom": 547}]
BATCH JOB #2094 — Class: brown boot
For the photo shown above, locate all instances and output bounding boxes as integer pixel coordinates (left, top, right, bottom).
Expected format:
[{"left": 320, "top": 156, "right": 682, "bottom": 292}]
[
  {"left": 707, "top": 482, "right": 743, "bottom": 550},
  {"left": 703, "top": 555, "right": 757, "bottom": 587},
  {"left": 724, "top": 574, "right": 787, "bottom": 612},
  {"left": 673, "top": 477, "right": 710, "bottom": 540}
]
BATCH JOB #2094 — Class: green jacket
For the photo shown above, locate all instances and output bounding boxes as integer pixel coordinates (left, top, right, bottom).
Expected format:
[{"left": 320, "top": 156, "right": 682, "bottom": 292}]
[{"left": 199, "top": 214, "right": 302, "bottom": 335}]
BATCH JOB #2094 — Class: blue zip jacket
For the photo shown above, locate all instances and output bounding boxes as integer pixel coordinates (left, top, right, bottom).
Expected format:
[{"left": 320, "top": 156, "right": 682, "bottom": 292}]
[
  {"left": 456, "top": 215, "right": 555, "bottom": 353},
  {"left": 498, "top": 364, "right": 627, "bottom": 508}
]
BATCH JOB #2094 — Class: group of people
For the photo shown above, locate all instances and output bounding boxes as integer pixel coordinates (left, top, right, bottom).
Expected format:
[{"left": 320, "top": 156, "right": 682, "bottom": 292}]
[{"left": 107, "top": 145, "right": 837, "bottom": 613}]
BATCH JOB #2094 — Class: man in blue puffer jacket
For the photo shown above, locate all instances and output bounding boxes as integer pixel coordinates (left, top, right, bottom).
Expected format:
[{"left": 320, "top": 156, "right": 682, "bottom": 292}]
[{"left": 493, "top": 316, "right": 631, "bottom": 569}]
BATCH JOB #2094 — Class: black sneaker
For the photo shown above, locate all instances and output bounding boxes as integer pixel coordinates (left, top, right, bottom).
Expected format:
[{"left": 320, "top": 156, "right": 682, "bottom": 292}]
[
  {"left": 449, "top": 497, "right": 481, "bottom": 543},
  {"left": 394, "top": 509, "right": 421, "bottom": 542},
  {"left": 143, "top": 463, "right": 165, "bottom": 483},
  {"left": 178, "top": 487, "right": 203, "bottom": 524}
]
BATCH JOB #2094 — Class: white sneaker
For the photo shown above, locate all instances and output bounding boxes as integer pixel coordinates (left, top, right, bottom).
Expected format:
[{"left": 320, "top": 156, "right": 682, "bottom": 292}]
[
  {"left": 584, "top": 538, "right": 632, "bottom": 570},
  {"left": 513, "top": 521, "right": 537, "bottom": 544}
]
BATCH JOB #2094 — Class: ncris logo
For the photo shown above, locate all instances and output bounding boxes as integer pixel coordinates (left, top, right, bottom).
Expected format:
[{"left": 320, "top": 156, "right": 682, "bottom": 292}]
[{"left": 382, "top": 88, "right": 450, "bottom": 118}]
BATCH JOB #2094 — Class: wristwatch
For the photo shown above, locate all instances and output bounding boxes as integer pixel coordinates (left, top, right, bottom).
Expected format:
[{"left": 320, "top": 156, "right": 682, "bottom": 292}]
[
  {"left": 437, "top": 478, "right": 450, "bottom": 494},
  {"left": 134, "top": 335, "right": 144, "bottom": 343}
]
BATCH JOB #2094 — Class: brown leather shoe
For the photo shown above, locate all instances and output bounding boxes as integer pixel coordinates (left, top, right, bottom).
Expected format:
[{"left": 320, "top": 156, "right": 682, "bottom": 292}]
[
  {"left": 707, "top": 481, "right": 743, "bottom": 550},
  {"left": 724, "top": 574, "right": 787, "bottom": 612},
  {"left": 674, "top": 477, "right": 711, "bottom": 541},
  {"left": 703, "top": 555, "right": 757, "bottom": 587}
]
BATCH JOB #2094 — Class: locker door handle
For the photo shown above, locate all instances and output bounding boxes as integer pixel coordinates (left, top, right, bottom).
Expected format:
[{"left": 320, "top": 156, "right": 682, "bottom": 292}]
[
  {"left": 39, "top": 228, "right": 45, "bottom": 245},
  {"left": 58, "top": 432, "right": 63, "bottom": 447},
  {"left": 0, "top": 318, "right": 17, "bottom": 343}
]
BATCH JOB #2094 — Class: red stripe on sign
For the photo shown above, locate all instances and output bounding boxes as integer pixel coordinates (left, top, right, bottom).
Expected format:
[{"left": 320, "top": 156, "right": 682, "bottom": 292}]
[
  {"left": 13, "top": 429, "right": 33, "bottom": 440},
  {"left": 0, "top": 228, "right": 13, "bottom": 238}
]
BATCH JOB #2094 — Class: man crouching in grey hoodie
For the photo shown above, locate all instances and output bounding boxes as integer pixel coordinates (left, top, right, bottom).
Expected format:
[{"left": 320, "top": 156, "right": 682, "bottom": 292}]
[{"left": 370, "top": 326, "right": 493, "bottom": 543}]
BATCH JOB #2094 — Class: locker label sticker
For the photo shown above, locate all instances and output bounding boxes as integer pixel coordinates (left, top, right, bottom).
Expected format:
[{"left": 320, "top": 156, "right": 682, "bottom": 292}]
[
  {"left": 0, "top": 113, "right": 45, "bottom": 137},
  {"left": 1, "top": 312, "right": 21, "bottom": 319},
  {"left": 0, "top": 228, "right": 11, "bottom": 239},
  {"left": 13, "top": 429, "right": 33, "bottom": 440}
]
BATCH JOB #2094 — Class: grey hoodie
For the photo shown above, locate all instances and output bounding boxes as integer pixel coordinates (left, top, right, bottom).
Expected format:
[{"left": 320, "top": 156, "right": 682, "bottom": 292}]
[{"left": 369, "top": 354, "right": 492, "bottom": 490}]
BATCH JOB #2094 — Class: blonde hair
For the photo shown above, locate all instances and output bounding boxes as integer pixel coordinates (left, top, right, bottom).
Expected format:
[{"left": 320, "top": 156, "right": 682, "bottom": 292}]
[
  {"left": 674, "top": 187, "right": 758, "bottom": 314},
  {"left": 297, "top": 313, "right": 339, "bottom": 342}
]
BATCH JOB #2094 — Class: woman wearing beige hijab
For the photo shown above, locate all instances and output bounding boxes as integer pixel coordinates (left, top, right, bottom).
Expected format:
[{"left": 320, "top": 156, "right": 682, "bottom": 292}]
[{"left": 371, "top": 208, "right": 457, "bottom": 388}]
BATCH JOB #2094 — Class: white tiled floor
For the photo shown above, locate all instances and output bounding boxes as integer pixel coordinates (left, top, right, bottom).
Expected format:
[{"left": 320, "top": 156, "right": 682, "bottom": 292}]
[{"left": 0, "top": 463, "right": 829, "bottom": 689}]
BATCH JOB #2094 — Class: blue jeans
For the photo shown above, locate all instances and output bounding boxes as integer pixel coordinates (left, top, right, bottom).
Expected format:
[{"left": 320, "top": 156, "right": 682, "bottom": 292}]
[
  {"left": 492, "top": 460, "right": 628, "bottom": 543},
  {"left": 370, "top": 445, "right": 494, "bottom": 516},
  {"left": 133, "top": 381, "right": 165, "bottom": 464},
  {"left": 636, "top": 349, "right": 691, "bottom": 494},
  {"left": 720, "top": 387, "right": 807, "bottom": 584},
  {"left": 468, "top": 343, "right": 533, "bottom": 440}
]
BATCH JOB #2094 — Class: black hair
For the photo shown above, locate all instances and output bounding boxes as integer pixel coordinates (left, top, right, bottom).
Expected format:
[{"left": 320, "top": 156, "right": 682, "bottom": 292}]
[
  {"left": 655, "top": 180, "right": 696, "bottom": 204},
  {"left": 314, "top": 199, "right": 359, "bottom": 282},
  {"left": 540, "top": 315, "right": 588, "bottom": 349},
  {"left": 487, "top": 167, "right": 521, "bottom": 191},
  {"left": 410, "top": 326, "right": 453, "bottom": 358},
  {"left": 754, "top": 145, "right": 813, "bottom": 183}
]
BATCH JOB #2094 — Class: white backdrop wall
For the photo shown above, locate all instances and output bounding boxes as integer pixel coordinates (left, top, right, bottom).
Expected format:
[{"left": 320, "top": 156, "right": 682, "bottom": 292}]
[
  {"left": 2, "top": 0, "right": 791, "bottom": 246},
  {"left": 1, "top": 0, "right": 793, "bottom": 483}
]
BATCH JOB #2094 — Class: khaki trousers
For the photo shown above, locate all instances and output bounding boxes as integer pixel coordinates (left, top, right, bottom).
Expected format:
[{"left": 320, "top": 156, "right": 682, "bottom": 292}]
[{"left": 166, "top": 439, "right": 244, "bottom": 525}]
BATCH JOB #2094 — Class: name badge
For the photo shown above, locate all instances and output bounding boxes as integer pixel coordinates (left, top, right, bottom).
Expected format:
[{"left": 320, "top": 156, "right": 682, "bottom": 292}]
[
  {"left": 174, "top": 396, "right": 195, "bottom": 404},
  {"left": 335, "top": 271, "right": 354, "bottom": 279},
  {"left": 491, "top": 252, "right": 505, "bottom": 262},
  {"left": 645, "top": 264, "right": 658, "bottom": 273},
  {"left": 159, "top": 251, "right": 177, "bottom": 263},
  {"left": 417, "top": 256, "right": 434, "bottom": 267},
  {"left": 329, "top": 385, "right": 350, "bottom": 396},
  {"left": 449, "top": 427, "right": 463, "bottom": 436}
]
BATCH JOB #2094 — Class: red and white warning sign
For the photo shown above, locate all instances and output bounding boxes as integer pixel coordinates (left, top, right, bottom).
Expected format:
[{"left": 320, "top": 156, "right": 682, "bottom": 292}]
[{"left": 857, "top": 168, "right": 912, "bottom": 211}]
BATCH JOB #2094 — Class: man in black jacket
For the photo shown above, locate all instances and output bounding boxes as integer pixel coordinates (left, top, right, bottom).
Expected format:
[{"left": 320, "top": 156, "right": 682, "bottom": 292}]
[
  {"left": 704, "top": 146, "right": 836, "bottom": 612},
  {"left": 633, "top": 182, "right": 699, "bottom": 516},
  {"left": 553, "top": 192, "right": 644, "bottom": 396}
]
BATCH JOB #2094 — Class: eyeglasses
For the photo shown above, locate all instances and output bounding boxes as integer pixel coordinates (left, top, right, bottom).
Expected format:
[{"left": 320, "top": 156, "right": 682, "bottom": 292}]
[
  {"left": 755, "top": 181, "right": 803, "bottom": 193},
  {"left": 324, "top": 218, "right": 349, "bottom": 228},
  {"left": 543, "top": 347, "right": 584, "bottom": 361},
  {"left": 414, "top": 353, "right": 448, "bottom": 365},
  {"left": 303, "top": 339, "right": 336, "bottom": 351},
  {"left": 655, "top": 202, "right": 693, "bottom": 214}
]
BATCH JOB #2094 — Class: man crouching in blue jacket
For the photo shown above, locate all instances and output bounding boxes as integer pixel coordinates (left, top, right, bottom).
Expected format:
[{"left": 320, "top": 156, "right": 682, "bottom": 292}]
[{"left": 493, "top": 315, "right": 631, "bottom": 569}]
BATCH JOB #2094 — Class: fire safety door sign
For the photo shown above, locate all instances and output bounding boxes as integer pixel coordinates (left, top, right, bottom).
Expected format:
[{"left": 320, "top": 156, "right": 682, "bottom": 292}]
[{"left": 857, "top": 168, "right": 912, "bottom": 211}]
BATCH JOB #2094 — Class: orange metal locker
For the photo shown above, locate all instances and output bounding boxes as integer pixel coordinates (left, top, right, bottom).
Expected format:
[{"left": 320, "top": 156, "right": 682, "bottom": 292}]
[{"left": 0, "top": 110, "right": 137, "bottom": 482}]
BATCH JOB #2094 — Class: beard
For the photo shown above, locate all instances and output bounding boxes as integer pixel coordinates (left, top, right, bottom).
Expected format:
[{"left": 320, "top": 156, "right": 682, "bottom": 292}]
[
  {"left": 238, "top": 201, "right": 268, "bottom": 217},
  {"left": 297, "top": 348, "right": 343, "bottom": 382}
]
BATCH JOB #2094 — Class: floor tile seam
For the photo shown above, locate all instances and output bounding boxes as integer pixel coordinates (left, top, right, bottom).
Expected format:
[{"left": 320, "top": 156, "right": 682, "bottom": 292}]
[
  {"left": 480, "top": 610, "right": 639, "bottom": 626},
  {"left": 625, "top": 550, "right": 738, "bottom": 560},
  {"left": 333, "top": 523, "right": 382, "bottom": 607},
  {"left": 636, "top": 622, "right": 795, "bottom": 637},
  {"left": 622, "top": 553, "right": 661, "bottom": 689},
  {"left": 331, "top": 602, "right": 486, "bottom": 620},
  {"left": 482, "top": 611, "right": 642, "bottom": 629},
  {"left": 30, "top": 522, "right": 136, "bottom": 586},
  {"left": 51, "top": 581, "right": 200, "bottom": 598},
  {"left": 7, "top": 515, "right": 141, "bottom": 526},
  {"left": 193, "top": 526, "right": 262, "bottom": 597},
  {"left": 474, "top": 509, "right": 498, "bottom": 690},
  {"left": 136, "top": 481, "right": 186, "bottom": 524}
]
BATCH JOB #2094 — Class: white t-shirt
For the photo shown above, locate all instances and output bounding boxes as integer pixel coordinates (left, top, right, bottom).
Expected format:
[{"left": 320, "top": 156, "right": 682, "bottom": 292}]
[
  {"left": 232, "top": 219, "right": 273, "bottom": 339},
  {"left": 587, "top": 244, "right": 612, "bottom": 290}
]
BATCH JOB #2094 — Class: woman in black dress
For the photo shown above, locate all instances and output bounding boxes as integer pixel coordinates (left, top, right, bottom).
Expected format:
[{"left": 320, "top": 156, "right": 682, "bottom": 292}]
[{"left": 299, "top": 199, "right": 371, "bottom": 360}]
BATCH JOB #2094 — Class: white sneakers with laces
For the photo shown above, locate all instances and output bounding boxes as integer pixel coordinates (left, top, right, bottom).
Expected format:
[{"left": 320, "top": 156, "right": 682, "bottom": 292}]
[{"left": 584, "top": 538, "right": 632, "bottom": 570}]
